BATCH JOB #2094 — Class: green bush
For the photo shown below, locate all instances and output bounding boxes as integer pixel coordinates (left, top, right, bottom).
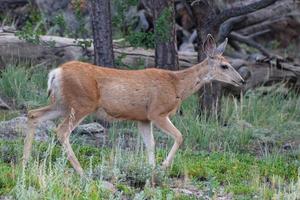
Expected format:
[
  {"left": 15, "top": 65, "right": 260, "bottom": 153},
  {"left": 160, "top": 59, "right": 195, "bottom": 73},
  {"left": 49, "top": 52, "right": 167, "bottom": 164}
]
[{"left": 126, "top": 31, "right": 155, "bottom": 49}]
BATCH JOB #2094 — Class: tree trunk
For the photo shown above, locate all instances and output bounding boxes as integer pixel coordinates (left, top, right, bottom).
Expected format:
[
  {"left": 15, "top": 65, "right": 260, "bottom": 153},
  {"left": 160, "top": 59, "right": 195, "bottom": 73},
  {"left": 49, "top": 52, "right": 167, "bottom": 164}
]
[
  {"left": 90, "top": 0, "right": 114, "bottom": 67},
  {"left": 188, "top": 0, "right": 278, "bottom": 117},
  {"left": 189, "top": 0, "right": 222, "bottom": 117},
  {"left": 151, "top": 0, "right": 178, "bottom": 70}
]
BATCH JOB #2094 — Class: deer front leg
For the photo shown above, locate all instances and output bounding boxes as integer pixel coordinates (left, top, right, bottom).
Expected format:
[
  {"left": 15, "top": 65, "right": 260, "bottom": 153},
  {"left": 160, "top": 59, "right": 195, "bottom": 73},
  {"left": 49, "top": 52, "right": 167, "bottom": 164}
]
[
  {"left": 56, "top": 110, "right": 90, "bottom": 176},
  {"left": 138, "top": 121, "right": 155, "bottom": 168},
  {"left": 152, "top": 117, "right": 183, "bottom": 168}
]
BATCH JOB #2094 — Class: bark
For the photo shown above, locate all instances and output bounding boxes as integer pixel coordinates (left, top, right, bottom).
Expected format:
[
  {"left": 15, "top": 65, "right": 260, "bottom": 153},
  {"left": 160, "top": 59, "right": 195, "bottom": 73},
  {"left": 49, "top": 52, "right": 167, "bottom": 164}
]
[
  {"left": 186, "top": 0, "right": 279, "bottom": 117},
  {"left": 188, "top": 0, "right": 222, "bottom": 116},
  {"left": 218, "top": 0, "right": 297, "bottom": 43},
  {"left": 151, "top": 0, "right": 179, "bottom": 70},
  {"left": 215, "top": 0, "right": 278, "bottom": 26},
  {"left": 232, "top": 0, "right": 296, "bottom": 31},
  {"left": 89, "top": 0, "right": 114, "bottom": 67}
]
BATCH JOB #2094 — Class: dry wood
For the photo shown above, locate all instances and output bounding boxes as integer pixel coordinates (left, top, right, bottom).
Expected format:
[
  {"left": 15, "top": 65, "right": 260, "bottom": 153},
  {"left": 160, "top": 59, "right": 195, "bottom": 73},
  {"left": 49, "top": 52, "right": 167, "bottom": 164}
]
[
  {"left": 232, "top": 0, "right": 296, "bottom": 31},
  {"left": 0, "top": 33, "right": 196, "bottom": 68},
  {"left": 229, "top": 31, "right": 272, "bottom": 57}
]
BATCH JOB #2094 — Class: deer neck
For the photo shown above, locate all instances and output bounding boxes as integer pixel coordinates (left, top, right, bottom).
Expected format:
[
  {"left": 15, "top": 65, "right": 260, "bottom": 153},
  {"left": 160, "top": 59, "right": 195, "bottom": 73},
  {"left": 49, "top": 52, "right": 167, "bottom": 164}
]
[{"left": 175, "top": 60, "right": 210, "bottom": 100}]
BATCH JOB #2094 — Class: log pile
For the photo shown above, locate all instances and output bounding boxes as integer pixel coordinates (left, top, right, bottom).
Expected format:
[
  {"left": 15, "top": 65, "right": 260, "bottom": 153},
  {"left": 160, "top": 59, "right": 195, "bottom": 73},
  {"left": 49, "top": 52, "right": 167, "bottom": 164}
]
[{"left": 0, "top": 33, "right": 299, "bottom": 95}]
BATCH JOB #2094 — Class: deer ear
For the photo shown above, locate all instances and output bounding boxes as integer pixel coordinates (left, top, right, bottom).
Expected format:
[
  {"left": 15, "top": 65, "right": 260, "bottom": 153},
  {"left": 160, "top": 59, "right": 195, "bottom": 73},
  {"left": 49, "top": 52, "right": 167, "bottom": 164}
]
[
  {"left": 203, "top": 34, "right": 216, "bottom": 58},
  {"left": 216, "top": 38, "right": 228, "bottom": 55}
]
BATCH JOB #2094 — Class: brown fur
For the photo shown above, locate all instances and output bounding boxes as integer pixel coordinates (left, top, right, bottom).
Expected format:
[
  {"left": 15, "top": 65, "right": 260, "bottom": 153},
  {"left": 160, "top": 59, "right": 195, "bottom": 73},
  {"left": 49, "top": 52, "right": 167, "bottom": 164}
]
[{"left": 23, "top": 37, "right": 244, "bottom": 176}]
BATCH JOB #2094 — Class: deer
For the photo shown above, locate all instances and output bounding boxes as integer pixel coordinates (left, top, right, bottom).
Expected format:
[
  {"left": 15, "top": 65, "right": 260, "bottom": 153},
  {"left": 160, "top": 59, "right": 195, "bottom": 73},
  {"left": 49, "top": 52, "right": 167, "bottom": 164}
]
[{"left": 22, "top": 34, "right": 244, "bottom": 176}]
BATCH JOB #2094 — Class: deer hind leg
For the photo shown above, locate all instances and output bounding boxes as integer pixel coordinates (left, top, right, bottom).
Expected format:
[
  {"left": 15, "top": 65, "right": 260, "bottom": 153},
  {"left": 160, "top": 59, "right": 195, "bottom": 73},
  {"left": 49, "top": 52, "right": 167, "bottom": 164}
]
[
  {"left": 23, "top": 105, "right": 63, "bottom": 166},
  {"left": 152, "top": 117, "right": 183, "bottom": 168},
  {"left": 56, "top": 110, "right": 90, "bottom": 176},
  {"left": 138, "top": 121, "right": 155, "bottom": 168}
]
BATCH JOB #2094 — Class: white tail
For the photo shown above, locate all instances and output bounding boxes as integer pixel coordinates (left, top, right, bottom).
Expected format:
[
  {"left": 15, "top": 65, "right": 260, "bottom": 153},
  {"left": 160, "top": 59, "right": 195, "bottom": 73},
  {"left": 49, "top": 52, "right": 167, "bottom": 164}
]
[{"left": 23, "top": 35, "right": 244, "bottom": 176}]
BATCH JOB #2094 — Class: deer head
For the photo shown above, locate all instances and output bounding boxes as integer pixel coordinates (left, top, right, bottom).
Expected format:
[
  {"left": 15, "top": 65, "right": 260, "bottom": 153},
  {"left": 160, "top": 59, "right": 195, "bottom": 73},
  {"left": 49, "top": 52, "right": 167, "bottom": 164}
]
[{"left": 203, "top": 34, "right": 244, "bottom": 87}]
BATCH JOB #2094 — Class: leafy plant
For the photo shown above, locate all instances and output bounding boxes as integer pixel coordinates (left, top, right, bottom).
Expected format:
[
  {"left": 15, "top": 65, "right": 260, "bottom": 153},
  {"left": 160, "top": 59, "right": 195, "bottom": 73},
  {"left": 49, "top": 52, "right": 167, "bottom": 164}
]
[
  {"left": 126, "top": 31, "right": 155, "bottom": 49},
  {"left": 112, "top": 0, "right": 139, "bottom": 34},
  {"left": 15, "top": 7, "right": 45, "bottom": 44},
  {"left": 155, "top": 7, "right": 173, "bottom": 43},
  {"left": 0, "top": 64, "right": 48, "bottom": 108}
]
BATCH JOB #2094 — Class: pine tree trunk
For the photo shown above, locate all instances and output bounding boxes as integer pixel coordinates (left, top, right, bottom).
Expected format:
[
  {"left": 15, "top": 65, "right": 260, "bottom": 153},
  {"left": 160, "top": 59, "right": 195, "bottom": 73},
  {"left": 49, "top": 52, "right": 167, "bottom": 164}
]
[
  {"left": 197, "top": 36, "right": 222, "bottom": 118},
  {"left": 90, "top": 0, "right": 114, "bottom": 67},
  {"left": 151, "top": 0, "right": 178, "bottom": 70},
  {"left": 190, "top": 0, "right": 222, "bottom": 117}
]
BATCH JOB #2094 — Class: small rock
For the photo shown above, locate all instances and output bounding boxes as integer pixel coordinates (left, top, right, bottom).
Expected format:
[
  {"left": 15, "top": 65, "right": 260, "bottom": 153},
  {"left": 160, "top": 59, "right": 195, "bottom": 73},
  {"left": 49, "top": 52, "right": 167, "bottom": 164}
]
[
  {"left": 74, "top": 122, "right": 105, "bottom": 135},
  {"left": 72, "top": 122, "right": 107, "bottom": 147},
  {"left": 237, "top": 120, "right": 253, "bottom": 129},
  {"left": 173, "top": 188, "right": 204, "bottom": 199},
  {"left": 102, "top": 181, "right": 117, "bottom": 193}
]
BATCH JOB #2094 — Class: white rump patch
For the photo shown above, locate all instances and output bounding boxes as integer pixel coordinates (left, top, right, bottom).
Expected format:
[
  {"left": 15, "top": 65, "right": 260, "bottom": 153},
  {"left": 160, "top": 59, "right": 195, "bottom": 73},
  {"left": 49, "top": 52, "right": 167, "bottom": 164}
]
[{"left": 47, "top": 68, "right": 62, "bottom": 100}]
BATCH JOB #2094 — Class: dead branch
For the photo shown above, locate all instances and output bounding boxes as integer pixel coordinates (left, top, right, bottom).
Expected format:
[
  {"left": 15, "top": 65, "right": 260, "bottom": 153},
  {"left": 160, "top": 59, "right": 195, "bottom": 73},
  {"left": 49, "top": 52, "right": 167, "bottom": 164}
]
[
  {"left": 232, "top": 0, "right": 296, "bottom": 31},
  {"left": 229, "top": 32, "right": 272, "bottom": 57},
  {"left": 216, "top": 0, "right": 278, "bottom": 25},
  {"left": 218, "top": 16, "right": 246, "bottom": 42},
  {"left": 247, "top": 29, "right": 271, "bottom": 38}
]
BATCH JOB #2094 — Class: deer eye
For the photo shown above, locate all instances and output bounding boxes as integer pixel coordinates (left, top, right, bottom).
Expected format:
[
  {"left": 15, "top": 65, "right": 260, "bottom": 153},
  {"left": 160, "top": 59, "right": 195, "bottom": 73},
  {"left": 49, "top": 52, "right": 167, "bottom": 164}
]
[{"left": 221, "top": 65, "right": 229, "bottom": 70}]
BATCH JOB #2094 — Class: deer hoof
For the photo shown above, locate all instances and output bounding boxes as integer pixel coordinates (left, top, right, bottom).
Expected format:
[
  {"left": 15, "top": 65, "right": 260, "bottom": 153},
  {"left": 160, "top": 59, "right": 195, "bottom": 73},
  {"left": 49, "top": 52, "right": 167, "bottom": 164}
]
[{"left": 27, "top": 111, "right": 35, "bottom": 119}]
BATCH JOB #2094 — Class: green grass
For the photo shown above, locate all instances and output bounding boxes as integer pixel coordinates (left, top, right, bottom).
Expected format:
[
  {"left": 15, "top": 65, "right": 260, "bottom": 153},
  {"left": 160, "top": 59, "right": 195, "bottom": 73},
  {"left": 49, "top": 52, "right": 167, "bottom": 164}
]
[
  {"left": 0, "top": 63, "right": 48, "bottom": 109},
  {"left": 0, "top": 64, "right": 300, "bottom": 199}
]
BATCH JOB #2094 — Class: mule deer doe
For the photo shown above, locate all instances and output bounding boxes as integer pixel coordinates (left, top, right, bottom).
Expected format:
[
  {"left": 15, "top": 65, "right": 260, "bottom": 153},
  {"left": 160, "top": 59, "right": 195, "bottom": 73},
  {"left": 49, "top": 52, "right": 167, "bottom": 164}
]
[{"left": 23, "top": 34, "right": 244, "bottom": 176}]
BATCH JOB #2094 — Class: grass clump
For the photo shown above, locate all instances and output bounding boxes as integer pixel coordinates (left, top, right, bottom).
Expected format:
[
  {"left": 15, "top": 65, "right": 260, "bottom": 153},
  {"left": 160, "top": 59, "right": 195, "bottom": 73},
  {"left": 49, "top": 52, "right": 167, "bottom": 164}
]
[{"left": 0, "top": 64, "right": 48, "bottom": 109}]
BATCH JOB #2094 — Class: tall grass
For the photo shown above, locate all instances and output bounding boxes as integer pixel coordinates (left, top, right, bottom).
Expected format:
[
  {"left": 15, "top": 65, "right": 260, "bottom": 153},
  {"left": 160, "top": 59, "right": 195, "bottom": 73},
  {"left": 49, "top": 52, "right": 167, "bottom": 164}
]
[
  {"left": 171, "top": 87, "right": 300, "bottom": 153},
  {"left": 0, "top": 64, "right": 48, "bottom": 109},
  {"left": 0, "top": 64, "right": 300, "bottom": 199}
]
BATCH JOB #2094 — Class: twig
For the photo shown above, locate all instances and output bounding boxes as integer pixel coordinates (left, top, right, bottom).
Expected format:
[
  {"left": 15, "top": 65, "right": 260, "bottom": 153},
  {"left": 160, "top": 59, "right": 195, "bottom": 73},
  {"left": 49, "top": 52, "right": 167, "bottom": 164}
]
[{"left": 248, "top": 29, "right": 271, "bottom": 38}]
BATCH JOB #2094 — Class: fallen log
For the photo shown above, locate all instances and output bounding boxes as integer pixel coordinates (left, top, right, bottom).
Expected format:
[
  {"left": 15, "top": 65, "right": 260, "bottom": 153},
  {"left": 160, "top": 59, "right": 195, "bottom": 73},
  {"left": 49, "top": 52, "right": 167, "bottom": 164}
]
[
  {"left": 0, "top": 33, "right": 197, "bottom": 68},
  {"left": 232, "top": 0, "right": 296, "bottom": 31}
]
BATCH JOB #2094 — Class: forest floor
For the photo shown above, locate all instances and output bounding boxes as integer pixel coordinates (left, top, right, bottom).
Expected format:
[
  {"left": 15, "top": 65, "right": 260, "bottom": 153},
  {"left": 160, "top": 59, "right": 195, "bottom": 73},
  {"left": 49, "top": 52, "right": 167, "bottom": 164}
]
[{"left": 0, "top": 63, "right": 300, "bottom": 200}]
